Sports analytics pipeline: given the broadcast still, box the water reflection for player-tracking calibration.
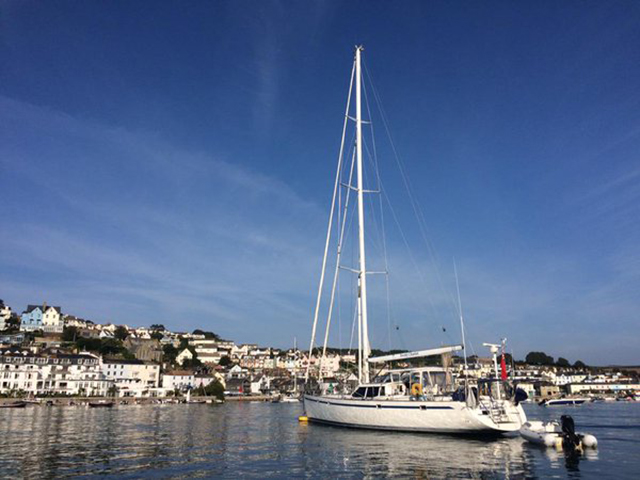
[297,423,532,478]
[0,402,634,478]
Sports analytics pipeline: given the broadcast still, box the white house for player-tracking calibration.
[189,339,235,364]
[250,374,271,394]
[162,372,195,391]
[231,343,257,359]
[176,348,194,365]
[101,359,160,397]
[194,372,226,389]
[566,382,640,395]
[0,350,111,396]
[226,364,248,380]
[63,315,89,329]
[20,304,64,333]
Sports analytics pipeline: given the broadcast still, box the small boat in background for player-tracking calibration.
[281,395,300,403]
[89,400,114,408]
[0,401,27,408]
[539,397,591,406]
[520,415,597,450]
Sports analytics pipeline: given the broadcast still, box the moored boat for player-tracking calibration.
[281,395,300,403]
[88,400,114,408]
[539,397,591,406]
[520,415,597,450]
[302,46,527,435]
[0,401,27,408]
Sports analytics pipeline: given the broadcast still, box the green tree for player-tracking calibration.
[75,337,135,359]
[218,355,232,367]
[556,357,570,368]
[114,326,129,341]
[192,329,220,340]
[150,331,164,341]
[525,351,554,365]
[574,360,587,369]
[182,357,203,369]
[163,344,179,364]
[3,313,21,333]
[62,326,79,342]
[107,385,118,397]
[194,380,224,400]
[150,324,166,331]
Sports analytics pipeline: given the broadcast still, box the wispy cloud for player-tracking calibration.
[0,96,322,344]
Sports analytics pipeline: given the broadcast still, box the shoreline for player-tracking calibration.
[0,394,277,406]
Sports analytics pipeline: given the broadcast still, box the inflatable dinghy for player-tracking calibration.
[520,415,597,450]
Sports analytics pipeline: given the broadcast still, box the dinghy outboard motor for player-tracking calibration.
[561,415,581,451]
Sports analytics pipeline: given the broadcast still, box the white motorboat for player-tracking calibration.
[539,397,591,406]
[302,46,527,435]
[281,396,300,403]
[520,416,597,449]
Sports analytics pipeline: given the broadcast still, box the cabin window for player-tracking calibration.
[352,387,367,398]
[365,386,381,398]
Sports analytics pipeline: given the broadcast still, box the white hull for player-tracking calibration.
[304,394,526,434]
[541,398,590,406]
[520,421,598,448]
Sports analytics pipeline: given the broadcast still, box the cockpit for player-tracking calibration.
[351,367,454,399]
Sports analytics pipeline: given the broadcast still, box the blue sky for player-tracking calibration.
[1,1,639,365]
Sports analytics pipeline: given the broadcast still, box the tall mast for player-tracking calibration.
[454,259,468,372]
[355,46,371,382]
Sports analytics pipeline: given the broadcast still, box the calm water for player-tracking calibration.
[0,401,638,478]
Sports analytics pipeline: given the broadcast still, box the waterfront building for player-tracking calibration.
[566,382,640,395]
[226,364,248,379]
[20,304,64,333]
[224,377,250,395]
[0,349,111,396]
[194,373,225,389]
[538,383,561,398]
[162,371,195,391]
[101,359,160,397]
[553,373,588,386]
[250,374,271,394]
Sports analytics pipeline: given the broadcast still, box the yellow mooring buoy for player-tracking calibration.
[298,416,309,422]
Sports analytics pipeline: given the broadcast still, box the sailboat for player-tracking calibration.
[302,46,527,435]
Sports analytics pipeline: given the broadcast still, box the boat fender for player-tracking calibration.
[543,434,557,447]
[581,434,598,448]
[411,383,423,396]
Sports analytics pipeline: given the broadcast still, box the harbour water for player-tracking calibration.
[0,401,638,478]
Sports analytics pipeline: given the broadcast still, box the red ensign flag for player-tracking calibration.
[500,353,508,380]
